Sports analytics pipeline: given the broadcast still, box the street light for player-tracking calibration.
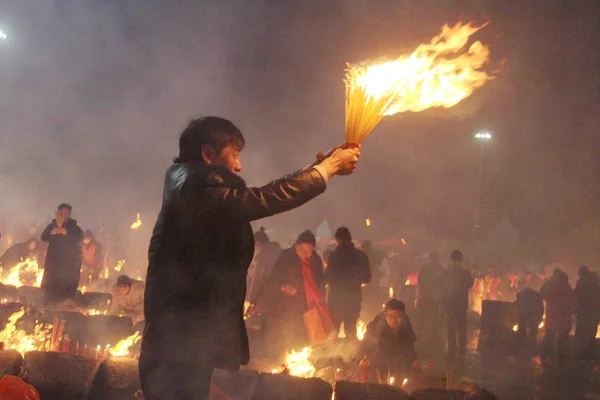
[473,132,492,242]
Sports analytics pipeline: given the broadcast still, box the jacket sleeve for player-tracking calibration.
[204,168,326,222]
[40,223,55,242]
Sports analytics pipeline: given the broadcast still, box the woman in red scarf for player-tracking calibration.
[262,230,330,359]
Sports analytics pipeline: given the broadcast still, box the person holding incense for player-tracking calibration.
[139,116,360,400]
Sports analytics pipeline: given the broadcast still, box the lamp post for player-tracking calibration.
[473,132,492,242]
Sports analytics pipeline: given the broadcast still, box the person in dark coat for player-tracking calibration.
[417,251,444,347]
[440,250,474,359]
[325,227,371,339]
[574,266,600,358]
[139,116,360,400]
[361,299,418,376]
[515,281,544,349]
[40,203,83,305]
[261,230,326,358]
[540,269,574,361]
[0,237,39,270]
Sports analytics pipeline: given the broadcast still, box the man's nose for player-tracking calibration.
[235,161,242,172]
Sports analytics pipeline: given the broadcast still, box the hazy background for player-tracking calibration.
[1,0,599,268]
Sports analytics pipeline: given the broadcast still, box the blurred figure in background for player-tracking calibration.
[325,227,371,340]
[573,266,600,358]
[417,252,444,348]
[247,227,281,303]
[40,203,83,305]
[441,250,474,360]
[81,230,104,286]
[0,237,39,271]
[110,274,144,323]
[515,279,544,350]
[540,269,574,362]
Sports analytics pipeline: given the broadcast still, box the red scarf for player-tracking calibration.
[301,259,334,328]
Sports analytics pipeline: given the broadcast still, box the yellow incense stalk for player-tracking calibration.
[344,21,493,146]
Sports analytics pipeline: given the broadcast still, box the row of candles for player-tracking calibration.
[40,317,137,361]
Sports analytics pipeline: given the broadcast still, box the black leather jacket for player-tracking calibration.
[141,162,326,369]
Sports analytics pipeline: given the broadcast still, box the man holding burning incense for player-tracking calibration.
[140,116,360,400]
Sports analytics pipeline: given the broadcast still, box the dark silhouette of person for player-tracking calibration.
[441,250,474,359]
[574,266,600,358]
[417,251,444,347]
[515,280,544,349]
[40,203,83,305]
[540,269,574,362]
[325,227,371,339]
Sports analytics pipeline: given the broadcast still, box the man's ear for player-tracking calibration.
[201,144,215,164]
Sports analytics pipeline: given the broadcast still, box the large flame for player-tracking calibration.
[130,213,142,230]
[357,320,366,341]
[284,347,315,378]
[0,258,44,288]
[109,331,142,357]
[0,308,53,356]
[345,21,492,145]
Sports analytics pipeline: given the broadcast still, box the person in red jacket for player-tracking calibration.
[540,269,575,362]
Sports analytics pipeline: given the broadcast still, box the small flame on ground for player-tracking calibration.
[284,347,315,378]
[401,238,407,245]
[130,213,142,230]
[365,219,371,227]
[402,378,408,388]
[539,321,544,329]
[389,376,395,385]
[0,258,44,288]
[0,308,53,355]
[109,331,142,357]
[512,324,518,332]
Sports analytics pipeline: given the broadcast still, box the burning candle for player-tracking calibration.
[389,287,394,299]
[402,378,408,388]
[389,376,395,385]
[75,340,80,356]
[95,345,101,360]
[335,368,343,381]
[83,344,88,357]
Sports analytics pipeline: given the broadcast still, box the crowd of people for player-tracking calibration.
[0,203,143,321]
[1,116,599,400]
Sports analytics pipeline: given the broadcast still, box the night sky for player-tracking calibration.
[1,1,599,265]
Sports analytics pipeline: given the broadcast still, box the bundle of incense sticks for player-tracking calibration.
[50,319,66,352]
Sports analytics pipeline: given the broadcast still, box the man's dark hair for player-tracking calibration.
[57,203,72,211]
[296,230,316,246]
[254,227,269,246]
[116,275,133,287]
[450,249,463,263]
[84,230,95,239]
[174,116,245,163]
[385,299,406,313]
[334,227,352,243]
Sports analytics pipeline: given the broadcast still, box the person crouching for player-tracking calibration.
[110,275,144,323]
[361,299,419,378]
